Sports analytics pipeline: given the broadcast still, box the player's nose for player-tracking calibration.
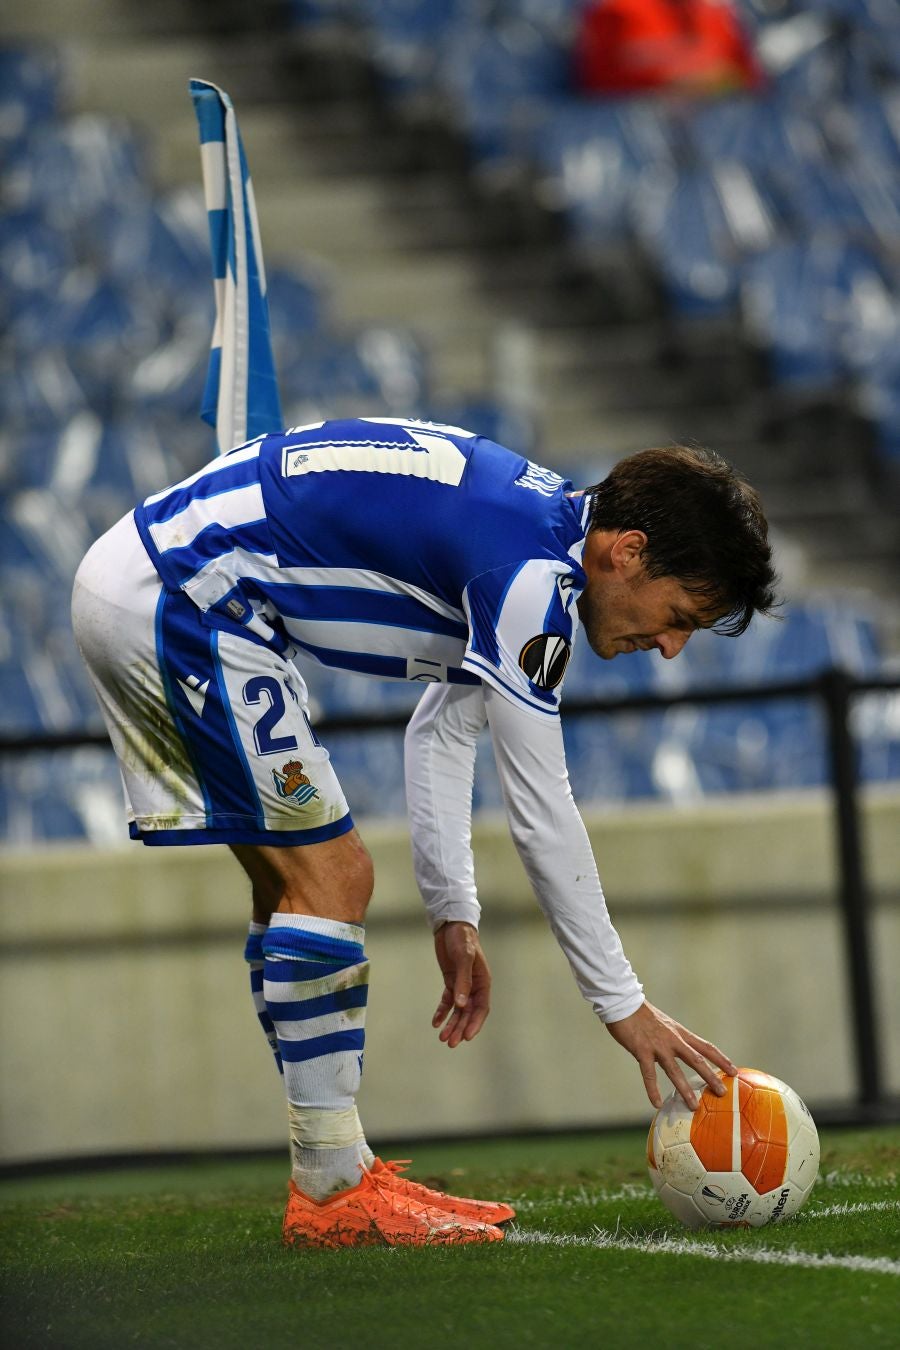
[655,630,691,659]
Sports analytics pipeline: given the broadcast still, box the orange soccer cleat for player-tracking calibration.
[281,1167,505,1248]
[372,1158,516,1226]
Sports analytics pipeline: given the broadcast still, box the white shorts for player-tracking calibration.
[71,512,352,847]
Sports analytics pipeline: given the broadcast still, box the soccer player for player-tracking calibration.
[71,416,778,1248]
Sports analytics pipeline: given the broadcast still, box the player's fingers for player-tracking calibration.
[440,1007,467,1047]
[677,1031,733,1089]
[432,986,454,1027]
[680,1046,726,1097]
[441,997,488,1048]
[662,1058,699,1111]
[682,1033,736,1078]
[452,955,474,1011]
[461,1002,490,1041]
[639,1056,663,1110]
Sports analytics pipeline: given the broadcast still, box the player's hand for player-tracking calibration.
[605,1000,737,1111]
[432,921,492,1048]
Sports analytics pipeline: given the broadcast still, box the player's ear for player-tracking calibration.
[609,529,648,574]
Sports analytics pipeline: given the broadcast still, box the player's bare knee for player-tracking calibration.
[232,832,374,923]
[334,831,375,917]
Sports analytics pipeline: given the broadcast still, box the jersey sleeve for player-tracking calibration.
[483,684,645,1023]
[460,558,581,719]
[403,682,486,932]
[403,679,643,1023]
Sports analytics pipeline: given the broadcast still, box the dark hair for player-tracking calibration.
[587,444,779,636]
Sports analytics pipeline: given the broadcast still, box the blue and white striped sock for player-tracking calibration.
[263,913,374,1201]
[244,921,282,1075]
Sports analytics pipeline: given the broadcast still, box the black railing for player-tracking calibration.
[2,667,897,1111]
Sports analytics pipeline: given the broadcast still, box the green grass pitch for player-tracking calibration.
[1,1127,897,1349]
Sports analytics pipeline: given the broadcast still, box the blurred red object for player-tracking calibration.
[574,0,765,97]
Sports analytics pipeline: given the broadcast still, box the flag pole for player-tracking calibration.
[189,78,283,455]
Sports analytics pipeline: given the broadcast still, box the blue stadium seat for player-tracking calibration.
[533,99,673,252]
[0,350,88,435]
[857,343,900,467]
[635,163,778,320]
[267,264,329,341]
[0,749,126,845]
[740,238,892,396]
[285,0,358,28]
[681,699,828,795]
[326,726,410,817]
[437,17,571,170]
[804,0,899,26]
[0,654,46,733]
[96,192,213,316]
[359,0,460,103]
[3,115,150,231]
[684,91,829,183]
[0,207,75,330]
[279,326,427,418]
[0,46,62,160]
[772,154,895,251]
[0,568,96,735]
[849,22,900,83]
[856,685,900,784]
[564,708,665,804]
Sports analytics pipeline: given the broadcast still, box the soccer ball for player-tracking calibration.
[647,1067,819,1229]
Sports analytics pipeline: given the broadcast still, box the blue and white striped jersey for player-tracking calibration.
[134,418,590,717]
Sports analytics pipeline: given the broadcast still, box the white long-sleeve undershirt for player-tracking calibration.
[403,681,644,1024]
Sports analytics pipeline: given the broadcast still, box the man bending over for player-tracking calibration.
[72,417,778,1247]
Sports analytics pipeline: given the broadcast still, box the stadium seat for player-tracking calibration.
[436,16,571,172]
[683,90,829,183]
[0,46,62,160]
[739,238,893,396]
[3,115,150,232]
[532,99,673,252]
[634,163,778,320]
[856,343,900,468]
[0,207,76,329]
[358,0,460,105]
[0,350,88,440]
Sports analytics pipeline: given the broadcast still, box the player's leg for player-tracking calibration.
[235,838,513,1228]
[244,916,283,1074]
[72,516,501,1244]
[231,834,377,1202]
[237,833,374,1081]
[232,833,374,924]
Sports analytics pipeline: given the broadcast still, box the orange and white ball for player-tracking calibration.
[647,1067,820,1229]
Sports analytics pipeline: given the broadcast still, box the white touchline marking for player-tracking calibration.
[505,1227,900,1277]
[821,1170,898,1190]
[512,1184,653,1210]
[800,1199,900,1221]
[514,1192,900,1215]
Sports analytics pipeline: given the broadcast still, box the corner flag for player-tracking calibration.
[189,78,283,454]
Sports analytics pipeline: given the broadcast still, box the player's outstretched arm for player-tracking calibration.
[606,1001,737,1110]
[432,920,492,1048]
[404,683,494,1046]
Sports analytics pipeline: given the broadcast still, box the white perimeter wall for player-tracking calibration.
[2,788,898,1163]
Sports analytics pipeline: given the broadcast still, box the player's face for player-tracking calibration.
[577,530,722,661]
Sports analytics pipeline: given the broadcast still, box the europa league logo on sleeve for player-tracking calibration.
[518,634,571,690]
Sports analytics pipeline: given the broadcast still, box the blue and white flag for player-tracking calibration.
[189,77,282,455]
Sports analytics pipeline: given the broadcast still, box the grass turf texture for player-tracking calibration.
[1,1128,897,1350]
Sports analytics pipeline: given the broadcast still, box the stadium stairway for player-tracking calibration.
[2,0,899,608]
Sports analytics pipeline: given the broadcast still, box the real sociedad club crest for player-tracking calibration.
[518,633,571,690]
[273,759,320,806]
